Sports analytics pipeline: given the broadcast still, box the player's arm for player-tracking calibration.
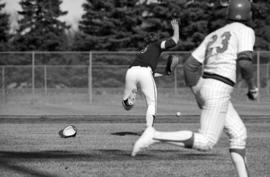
[183,35,208,87]
[237,51,258,100]
[164,54,180,75]
[237,28,258,100]
[171,19,179,44]
[183,55,202,87]
[160,19,179,50]
[158,19,180,76]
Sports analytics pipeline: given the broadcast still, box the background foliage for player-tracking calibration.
[0,0,269,53]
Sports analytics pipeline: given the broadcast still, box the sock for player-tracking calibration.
[230,148,250,177]
[146,114,155,127]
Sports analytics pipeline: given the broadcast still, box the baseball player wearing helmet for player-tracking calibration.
[122,19,179,127]
[131,0,257,177]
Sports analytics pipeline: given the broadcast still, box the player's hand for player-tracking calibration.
[246,87,259,100]
[165,55,179,75]
[171,19,179,30]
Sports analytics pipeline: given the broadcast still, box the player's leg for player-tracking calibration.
[224,102,249,177]
[132,79,232,155]
[139,67,157,127]
[122,67,137,110]
[152,95,228,151]
[192,80,230,150]
[157,79,231,149]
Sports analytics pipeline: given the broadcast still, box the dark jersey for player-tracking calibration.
[130,38,176,73]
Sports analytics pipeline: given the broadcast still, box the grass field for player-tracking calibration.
[0,116,269,177]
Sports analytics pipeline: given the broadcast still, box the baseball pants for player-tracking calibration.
[192,78,247,151]
[123,66,157,126]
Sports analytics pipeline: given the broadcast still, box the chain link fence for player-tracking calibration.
[0,51,269,115]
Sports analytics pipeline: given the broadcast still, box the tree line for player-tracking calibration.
[0,0,269,54]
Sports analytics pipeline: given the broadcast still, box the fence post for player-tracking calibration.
[1,66,5,103]
[88,51,93,104]
[32,51,35,104]
[267,63,269,95]
[174,67,177,95]
[44,65,47,96]
[256,51,260,102]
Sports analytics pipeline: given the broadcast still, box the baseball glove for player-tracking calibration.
[246,88,259,100]
[59,125,77,138]
[165,55,179,75]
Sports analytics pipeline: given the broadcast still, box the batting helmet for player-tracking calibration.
[227,0,252,21]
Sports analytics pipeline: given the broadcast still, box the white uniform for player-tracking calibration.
[123,19,179,127]
[191,22,255,150]
[133,22,255,156]
[123,65,157,123]
[131,3,255,177]
[123,39,177,127]
[193,22,255,83]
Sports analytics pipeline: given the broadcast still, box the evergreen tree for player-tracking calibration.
[252,0,270,50]
[12,0,70,51]
[0,0,10,51]
[74,0,269,51]
[145,0,211,50]
[75,0,142,51]
[75,0,213,51]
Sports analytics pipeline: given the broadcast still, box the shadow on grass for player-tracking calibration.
[111,131,142,136]
[0,159,61,177]
[0,149,220,176]
[0,149,219,162]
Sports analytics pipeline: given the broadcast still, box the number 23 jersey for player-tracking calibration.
[192,22,255,83]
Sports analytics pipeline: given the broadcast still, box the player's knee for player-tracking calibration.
[239,126,247,141]
[230,126,247,149]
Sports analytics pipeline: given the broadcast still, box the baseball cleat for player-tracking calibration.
[59,125,77,138]
[122,89,137,111]
[131,127,156,156]
[122,99,133,111]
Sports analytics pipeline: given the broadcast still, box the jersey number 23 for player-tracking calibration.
[206,31,232,60]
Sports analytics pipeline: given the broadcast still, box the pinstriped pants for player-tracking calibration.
[191,78,247,150]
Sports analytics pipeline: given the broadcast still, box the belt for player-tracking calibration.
[129,64,149,68]
[202,72,235,87]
